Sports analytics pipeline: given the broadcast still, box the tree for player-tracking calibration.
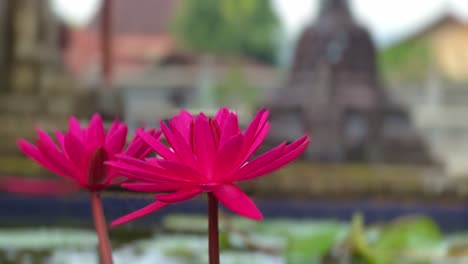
[172,0,279,64]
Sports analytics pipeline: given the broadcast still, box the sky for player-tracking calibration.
[50,0,468,47]
[273,0,468,47]
[50,0,101,27]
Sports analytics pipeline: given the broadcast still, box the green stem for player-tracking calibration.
[91,191,113,264]
[208,192,220,264]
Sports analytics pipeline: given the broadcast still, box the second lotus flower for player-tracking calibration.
[17,114,157,191]
[109,107,310,226]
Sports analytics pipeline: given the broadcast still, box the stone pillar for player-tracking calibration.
[0,0,15,93]
[10,0,41,94]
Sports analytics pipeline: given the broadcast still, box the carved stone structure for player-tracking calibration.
[266,0,433,163]
[0,0,90,155]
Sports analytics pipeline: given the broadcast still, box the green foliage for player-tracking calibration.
[218,231,231,251]
[172,0,279,63]
[284,222,345,264]
[347,214,376,261]
[3,215,468,263]
[248,219,346,264]
[213,63,259,108]
[338,214,442,264]
[161,214,346,263]
[378,39,431,82]
[373,216,441,251]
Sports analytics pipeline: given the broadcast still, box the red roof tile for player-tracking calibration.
[90,0,180,34]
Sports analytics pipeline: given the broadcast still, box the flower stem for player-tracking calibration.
[208,192,220,264]
[91,191,113,264]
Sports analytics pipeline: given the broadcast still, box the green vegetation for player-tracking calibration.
[159,214,468,263]
[327,214,444,264]
[172,0,279,63]
[162,214,346,263]
[283,221,345,264]
[213,63,259,109]
[373,216,441,251]
[2,215,468,263]
[378,39,432,83]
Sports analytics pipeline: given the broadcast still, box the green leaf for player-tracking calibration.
[172,0,279,63]
[373,215,442,251]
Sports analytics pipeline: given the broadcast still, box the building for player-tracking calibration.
[265,0,433,164]
[381,14,468,83]
[63,0,280,128]
[64,0,180,79]
[382,13,468,175]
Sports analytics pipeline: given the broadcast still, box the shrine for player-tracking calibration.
[266,0,433,163]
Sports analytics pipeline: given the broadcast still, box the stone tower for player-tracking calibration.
[0,0,84,155]
[266,0,432,163]
[0,0,69,94]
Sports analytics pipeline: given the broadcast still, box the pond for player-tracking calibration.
[0,228,282,263]
[2,214,468,264]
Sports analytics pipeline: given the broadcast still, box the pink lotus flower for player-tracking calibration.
[17,113,157,191]
[108,108,309,226]
[16,113,159,264]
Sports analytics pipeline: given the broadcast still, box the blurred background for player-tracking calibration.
[2,0,468,263]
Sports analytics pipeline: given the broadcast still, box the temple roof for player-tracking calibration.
[89,0,179,34]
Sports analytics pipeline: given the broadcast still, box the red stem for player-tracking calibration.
[91,191,113,264]
[208,193,220,264]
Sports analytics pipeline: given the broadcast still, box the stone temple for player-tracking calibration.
[265,0,433,163]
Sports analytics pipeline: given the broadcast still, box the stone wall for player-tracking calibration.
[0,0,96,155]
[389,83,468,176]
